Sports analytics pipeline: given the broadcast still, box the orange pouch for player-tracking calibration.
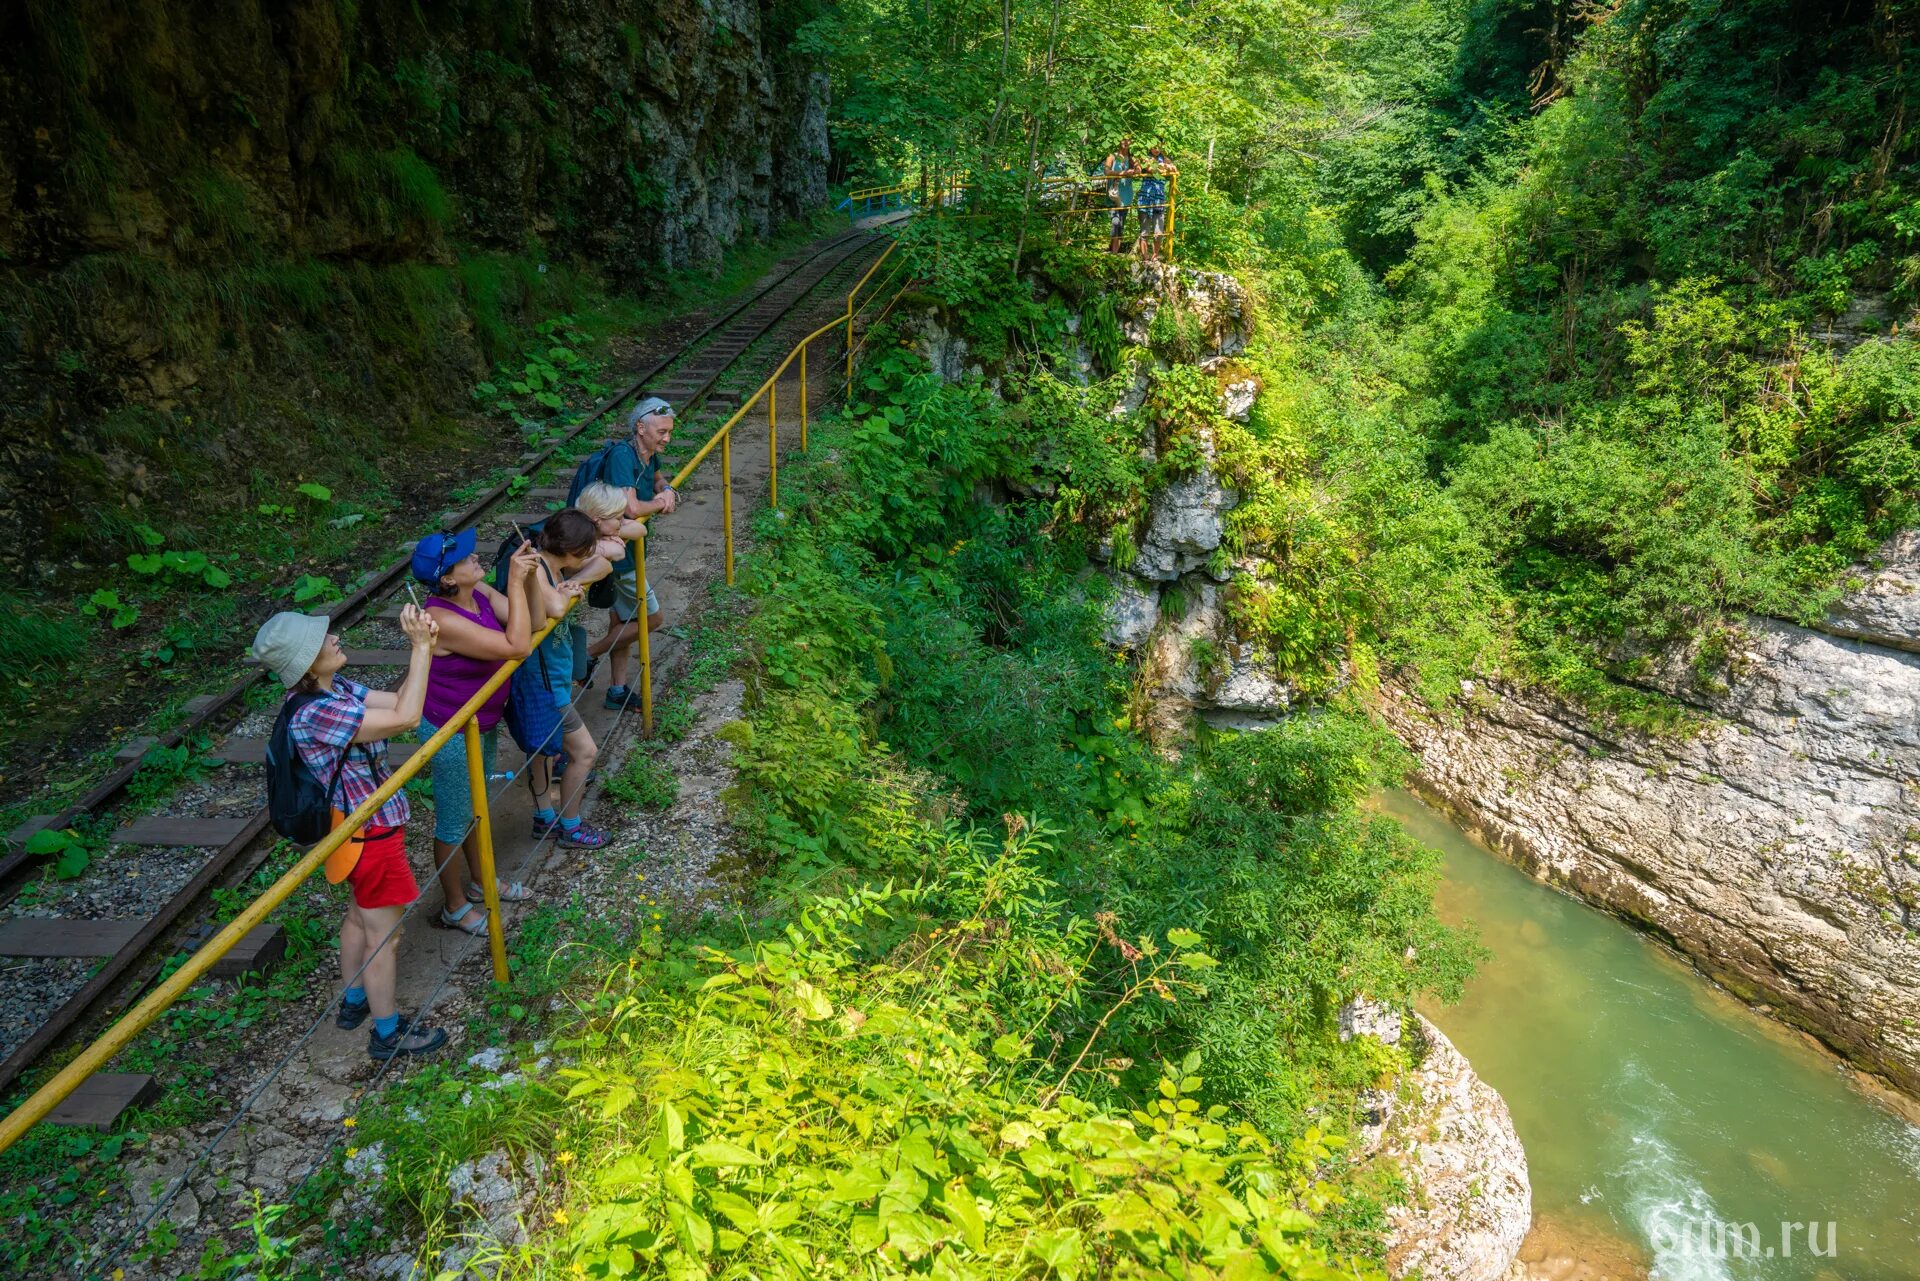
[323,807,366,884]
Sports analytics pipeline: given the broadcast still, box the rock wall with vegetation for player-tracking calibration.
[1382,537,1920,1093]
[879,0,1920,1104]
[0,0,827,569]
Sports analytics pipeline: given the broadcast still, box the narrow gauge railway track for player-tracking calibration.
[0,227,888,1105]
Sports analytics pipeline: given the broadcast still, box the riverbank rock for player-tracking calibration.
[1383,1016,1533,1281]
[1382,531,1920,1096]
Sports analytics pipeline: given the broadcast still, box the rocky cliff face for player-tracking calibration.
[0,0,827,562]
[1381,535,1920,1094]
[1343,1003,1532,1281]
[1077,265,1303,740]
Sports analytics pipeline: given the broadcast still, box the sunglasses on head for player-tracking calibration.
[431,539,463,581]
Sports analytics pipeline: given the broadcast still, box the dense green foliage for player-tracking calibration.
[726,346,1478,1191]
[825,0,1920,715]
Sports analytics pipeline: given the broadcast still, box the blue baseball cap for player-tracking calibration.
[411,528,477,587]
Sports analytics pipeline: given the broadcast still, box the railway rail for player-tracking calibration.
[0,226,892,1112]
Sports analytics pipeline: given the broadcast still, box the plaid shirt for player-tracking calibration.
[287,678,409,830]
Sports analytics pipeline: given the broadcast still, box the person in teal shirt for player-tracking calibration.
[1136,143,1176,261]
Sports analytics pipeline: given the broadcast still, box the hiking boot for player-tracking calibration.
[557,820,610,850]
[369,1017,449,1061]
[603,684,632,711]
[336,993,370,1031]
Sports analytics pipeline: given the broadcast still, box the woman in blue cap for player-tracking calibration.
[410,528,541,934]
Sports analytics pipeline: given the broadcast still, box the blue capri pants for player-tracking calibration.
[418,718,498,845]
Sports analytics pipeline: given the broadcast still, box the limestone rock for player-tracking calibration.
[1815,529,1920,653]
[467,1045,511,1073]
[1104,576,1160,650]
[1134,468,1236,581]
[1200,356,1261,422]
[1382,532,1920,1093]
[1339,996,1404,1045]
[1133,585,1291,739]
[1110,364,1153,421]
[1122,263,1252,355]
[917,313,975,383]
[445,1150,536,1252]
[1220,377,1259,422]
[1211,647,1292,716]
[1384,1017,1532,1281]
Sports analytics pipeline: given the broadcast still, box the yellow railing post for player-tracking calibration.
[769,382,779,509]
[722,430,734,585]
[799,344,808,451]
[846,296,855,382]
[1167,173,1178,265]
[631,535,653,736]
[464,719,509,983]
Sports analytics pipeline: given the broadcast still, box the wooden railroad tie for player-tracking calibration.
[7,815,62,850]
[110,816,254,847]
[47,1073,159,1131]
[113,736,160,768]
[0,920,283,979]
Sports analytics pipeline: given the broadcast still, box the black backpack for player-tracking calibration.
[265,692,375,844]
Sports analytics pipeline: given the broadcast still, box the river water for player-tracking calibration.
[1380,790,1920,1281]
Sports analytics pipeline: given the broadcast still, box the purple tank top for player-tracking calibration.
[425,593,512,730]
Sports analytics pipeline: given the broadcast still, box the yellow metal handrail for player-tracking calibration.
[0,600,577,1155]
[620,237,911,737]
[931,171,1179,262]
[0,235,923,1154]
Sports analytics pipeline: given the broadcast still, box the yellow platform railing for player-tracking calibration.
[940,171,1180,262]
[0,230,919,1156]
[623,238,906,736]
[0,598,575,1155]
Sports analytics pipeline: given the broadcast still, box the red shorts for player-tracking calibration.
[347,827,419,910]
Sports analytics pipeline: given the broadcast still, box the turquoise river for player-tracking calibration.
[1381,790,1920,1281]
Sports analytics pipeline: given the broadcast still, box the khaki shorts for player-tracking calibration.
[611,571,660,622]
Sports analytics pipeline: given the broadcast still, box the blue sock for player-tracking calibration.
[560,815,581,831]
[533,807,557,823]
[373,1013,400,1038]
[345,986,367,1006]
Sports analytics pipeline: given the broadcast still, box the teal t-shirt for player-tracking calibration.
[600,441,659,577]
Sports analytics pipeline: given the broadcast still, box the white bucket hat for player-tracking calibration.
[251,612,329,687]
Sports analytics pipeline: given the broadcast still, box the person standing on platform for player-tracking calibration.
[586,397,677,712]
[1137,143,1176,262]
[411,529,540,934]
[253,606,451,1060]
[1102,137,1138,254]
